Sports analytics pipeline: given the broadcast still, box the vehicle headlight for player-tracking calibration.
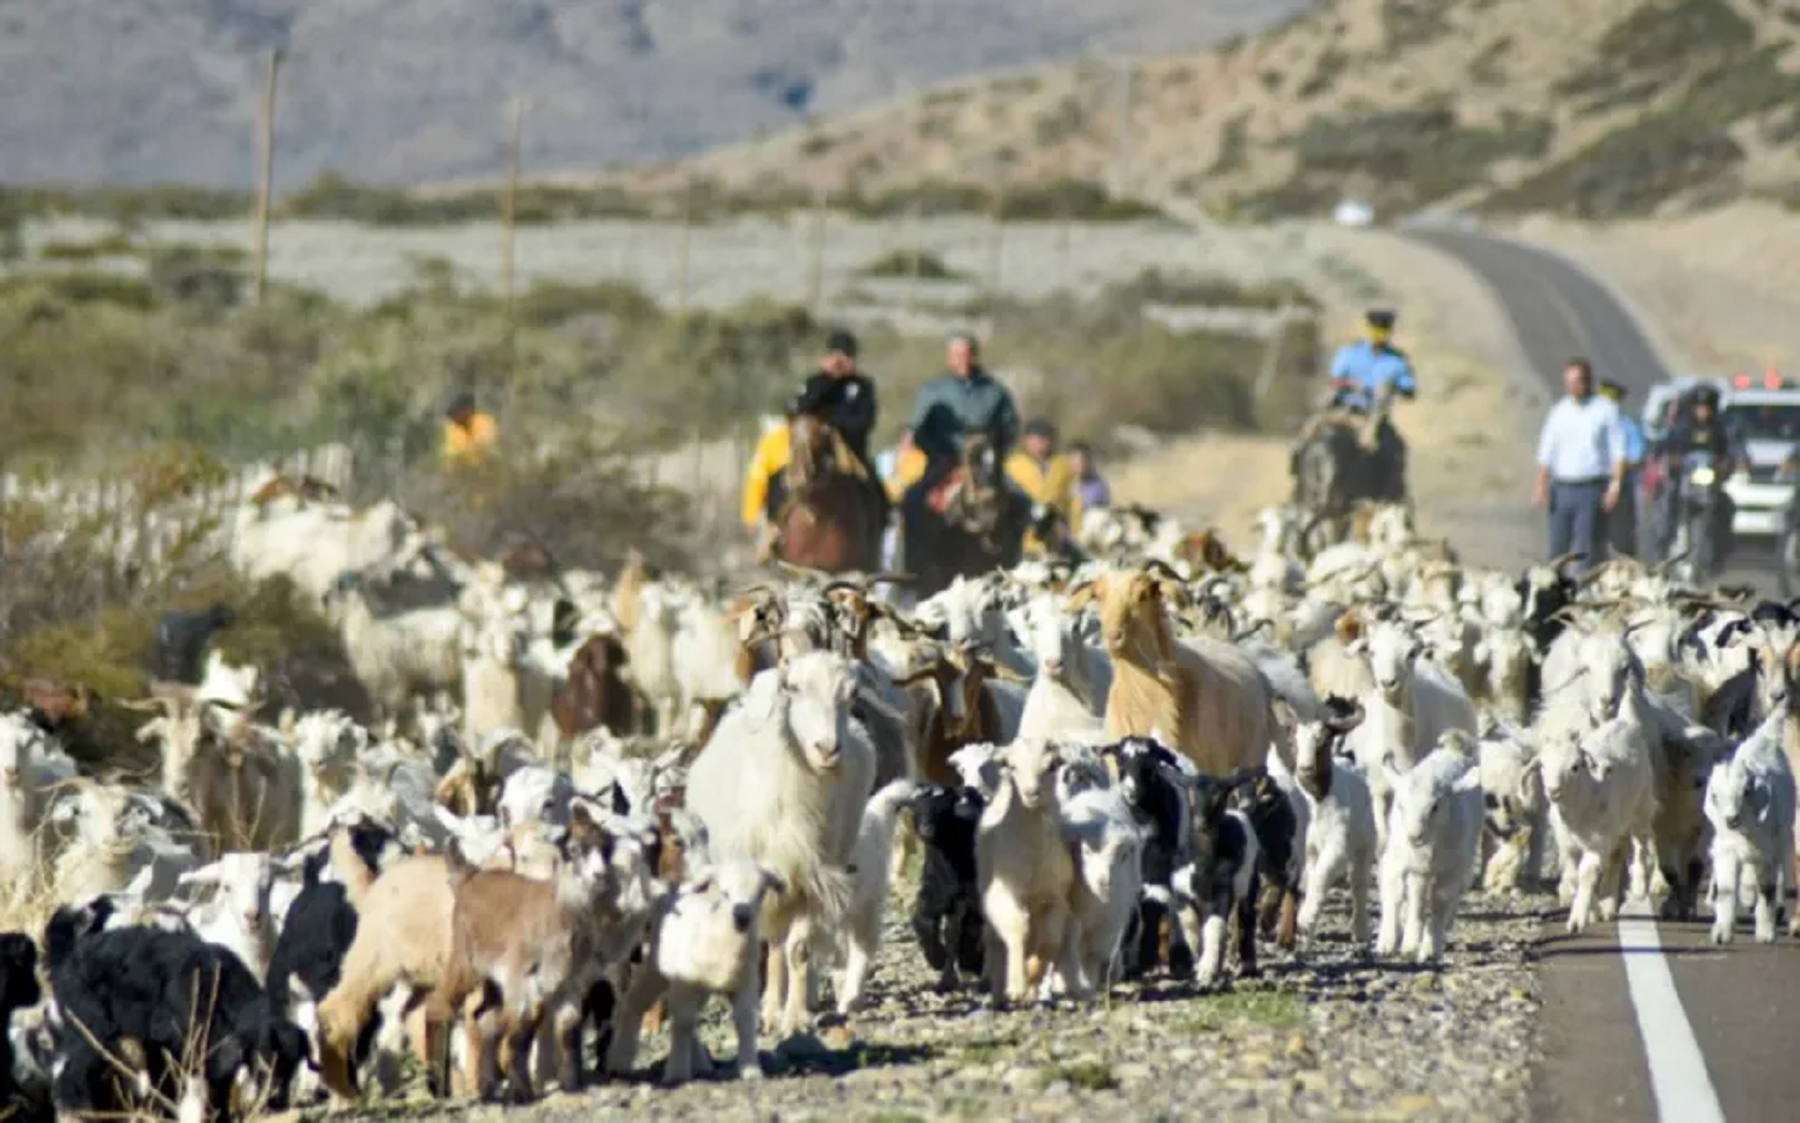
[1691,466,1716,487]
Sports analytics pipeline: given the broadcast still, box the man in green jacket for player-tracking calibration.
[902,332,1023,521]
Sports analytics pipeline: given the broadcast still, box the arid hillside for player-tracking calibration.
[0,0,1308,187]
[617,0,1800,222]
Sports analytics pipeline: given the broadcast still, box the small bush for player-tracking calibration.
[1044,1061,1117,1092]
[1382,0,1453,49]
[36,232,136,261]
[857,249,966,281]
[1210,114,1251,174]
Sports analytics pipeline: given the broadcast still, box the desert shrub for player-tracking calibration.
[145,244,245,309]
[36,231,136,261]
[857,250,966,281]
[1491,48,1799,218]
[1210,114,1251,174]
[1382,0,1452,50]
[1033,96,1091,147]
[1555,0,1753,104]
[1108,268,1317,311]
[1470,36,1513,87]
[1279,105,1553,212]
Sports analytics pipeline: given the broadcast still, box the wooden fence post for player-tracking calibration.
[252,49,281,306]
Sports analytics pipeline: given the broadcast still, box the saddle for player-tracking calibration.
[926,468,968,514]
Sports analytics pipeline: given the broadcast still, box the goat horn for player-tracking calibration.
[1233,618,1276,644]
[775,560,832,582]
[1142,559,1186,583]
[1546,550,1584,575]
[1649,550,1689,577]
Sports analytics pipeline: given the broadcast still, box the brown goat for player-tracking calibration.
[896,640,1028,784]
[1067,568,1276,777]
[431,804,662,1101]
[550,634,634,743]
[315,830,460,1102]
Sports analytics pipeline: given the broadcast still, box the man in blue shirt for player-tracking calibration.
[1327,309,1417,499]
[1598,378,1646,557]
[1533,358,1627,565]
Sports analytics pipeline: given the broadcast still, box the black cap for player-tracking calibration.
[1366,309,1396,330]
[1024,418,1058,441]
[825,329,858,357]
[1692,384,1721,406]
[445,392,476,418]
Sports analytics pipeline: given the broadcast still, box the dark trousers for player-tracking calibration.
[1607,471,1639,558]
[1548,479,1609,564]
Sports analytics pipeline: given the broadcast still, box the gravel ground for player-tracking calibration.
[324,879,1542,1123]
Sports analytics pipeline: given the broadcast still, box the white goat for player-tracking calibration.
[685,651,876,1036]
[1703,709,1797,944]
[177,852,280,980]
[1058,781,1145,994]
[326,570,463,720]
[833,778,921,1014]
[976,738,1082,1005]
[1533,686,1660,934]
[606,859,785,1083]
[1292,697,1378,946]
[1376,732,1484,963]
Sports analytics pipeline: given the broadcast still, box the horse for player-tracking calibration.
[769,413,884,574]
[1292,394,1403,554]
[902,431,1031,597]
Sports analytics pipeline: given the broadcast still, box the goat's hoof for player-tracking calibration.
[739,1066,765,1082]
[1709,924,1729,945]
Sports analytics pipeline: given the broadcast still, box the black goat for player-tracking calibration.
[47,907,307,1122]
[1166,767,1264,988]
[0,933,49,1123]
[1100,736,1194,978]
[1244,773,1303,951]
[148,603,237,685]
[906,783,986,990]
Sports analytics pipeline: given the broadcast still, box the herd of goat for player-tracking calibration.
[2,476,1798,1122]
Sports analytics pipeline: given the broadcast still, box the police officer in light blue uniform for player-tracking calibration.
[1599,378,1646,557]
[1327,309,1417,499]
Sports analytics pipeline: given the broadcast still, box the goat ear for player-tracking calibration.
[1064,579,1102,612]
[177,866,220,889]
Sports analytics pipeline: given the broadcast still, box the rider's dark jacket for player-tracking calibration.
[793,371,877,462]
[908,368,1021,466]
[1658,416,1739,470]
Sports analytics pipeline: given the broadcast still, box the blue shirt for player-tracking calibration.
[1617,412,1647,468]
[1537,395,1627,482]
[1330,340,1417,410]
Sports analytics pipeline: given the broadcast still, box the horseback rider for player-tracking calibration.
[1322,309,1416,499]
[899,331,1024,523]
[791,328,888,522]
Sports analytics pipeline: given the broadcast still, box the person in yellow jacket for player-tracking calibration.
[441,393,498,468]
[1005,418,1081,553]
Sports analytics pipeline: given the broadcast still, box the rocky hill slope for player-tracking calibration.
[618,0,1800,221]
[0,0,1308,187]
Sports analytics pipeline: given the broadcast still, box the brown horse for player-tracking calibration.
[903,431,1031,597]
[770,413,883,574]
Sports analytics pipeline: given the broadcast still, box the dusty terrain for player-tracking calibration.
[0,0,1305,186]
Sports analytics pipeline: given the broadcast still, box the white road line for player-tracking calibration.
[1617,899,1727,1123]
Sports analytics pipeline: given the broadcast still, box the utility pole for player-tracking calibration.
[499,97,527,313]
[251,49,281,305]
[1113,56,1135,199]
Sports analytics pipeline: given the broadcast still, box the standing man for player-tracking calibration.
[1598,378,1646,557]
[902,332,1022,518]
[1533,358,1627,565]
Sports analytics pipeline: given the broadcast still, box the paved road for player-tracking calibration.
[1409,226,1780,593]
[1409,226,1800,1122]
